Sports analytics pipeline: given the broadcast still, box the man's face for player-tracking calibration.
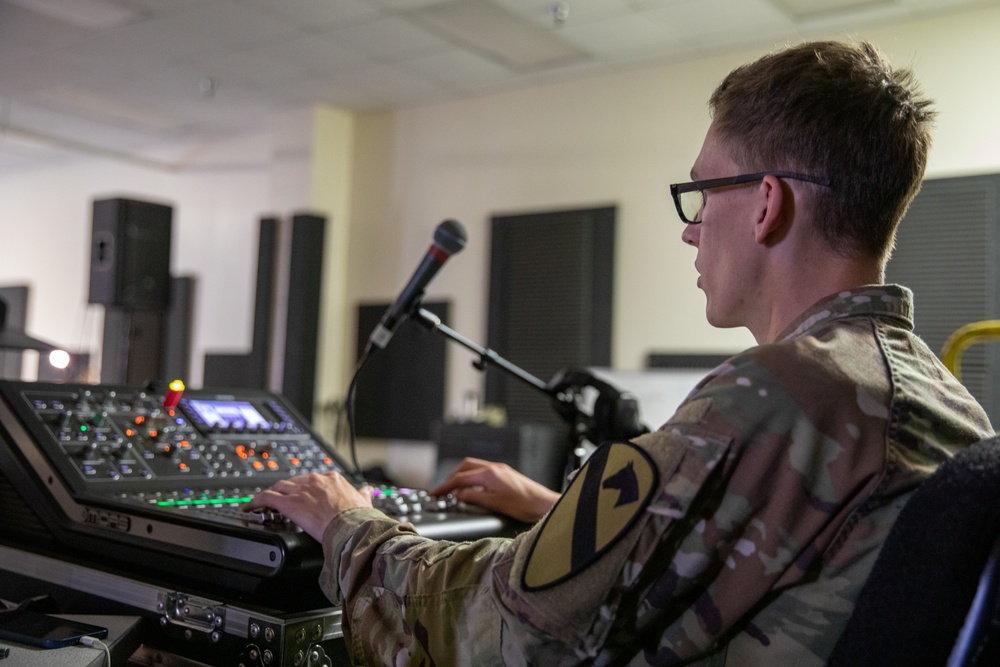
[681,123,764,331]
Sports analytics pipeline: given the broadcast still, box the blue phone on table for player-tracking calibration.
[0,609,108,649]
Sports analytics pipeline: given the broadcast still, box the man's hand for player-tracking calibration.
[246,472,372,541]
[430,458,560,523]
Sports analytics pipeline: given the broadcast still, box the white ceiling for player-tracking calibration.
[1,0,997,172]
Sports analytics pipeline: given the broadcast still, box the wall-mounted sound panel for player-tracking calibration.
[485,206,616,430]
[886,174,1000,424]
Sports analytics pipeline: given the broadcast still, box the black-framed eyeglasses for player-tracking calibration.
[669,171,832,224]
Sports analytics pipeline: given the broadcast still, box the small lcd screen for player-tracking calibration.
[187,399,269,428]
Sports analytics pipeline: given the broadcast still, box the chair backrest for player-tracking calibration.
[827,435,1000,667]
[948,528,1000,666]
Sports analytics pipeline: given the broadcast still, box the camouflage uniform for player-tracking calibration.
[319,285,993,666]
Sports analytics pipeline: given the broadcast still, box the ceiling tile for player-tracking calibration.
[325,14,454,60]
[9,99,186,147]
[264,74,381,110]
[193,48,308,89]
[402,48,522,92]
[498,0,635,26]
[641,0,794,50]
[556,12,687,61]
[0,2,92,59]
[770,0,895,20]
[3,0,147,29]
[404,0,587,71]
[257,33,373,77]
[0,47,90,97]
[245,0,381,29]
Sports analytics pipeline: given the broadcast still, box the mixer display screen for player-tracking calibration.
[186,399,269,429]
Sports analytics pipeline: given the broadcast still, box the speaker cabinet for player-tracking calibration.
[281,213,326,421]
[88,198,173,309]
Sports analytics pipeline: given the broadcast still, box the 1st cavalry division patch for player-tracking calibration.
[522,440,658,590]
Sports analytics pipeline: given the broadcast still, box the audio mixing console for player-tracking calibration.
[0,380,505,605]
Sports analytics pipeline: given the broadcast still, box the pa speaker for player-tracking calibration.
[88,198,173,309]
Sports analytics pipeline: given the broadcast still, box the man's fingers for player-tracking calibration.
[431,468,493,496]
[452,485,488,505]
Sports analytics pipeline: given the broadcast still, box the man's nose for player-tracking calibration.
[681,223,699,247]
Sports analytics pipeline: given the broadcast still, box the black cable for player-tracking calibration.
[343,350,374,481]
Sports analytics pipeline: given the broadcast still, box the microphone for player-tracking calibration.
[365,219,467,353]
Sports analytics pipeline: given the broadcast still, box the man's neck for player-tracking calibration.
[751,259,883,344]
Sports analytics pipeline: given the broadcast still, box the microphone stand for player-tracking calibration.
[416,308,553,395]
[414,307,593,469]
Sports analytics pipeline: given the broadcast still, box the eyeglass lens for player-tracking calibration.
[678,190,704,223]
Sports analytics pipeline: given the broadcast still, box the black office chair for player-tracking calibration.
[827,435,1000,666]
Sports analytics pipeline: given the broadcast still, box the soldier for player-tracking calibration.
[249,40,994,665]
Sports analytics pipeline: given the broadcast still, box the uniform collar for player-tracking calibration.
[776,284,914,342]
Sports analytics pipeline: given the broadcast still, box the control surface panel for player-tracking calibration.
[0,380,505,600]
[26,386,337,487]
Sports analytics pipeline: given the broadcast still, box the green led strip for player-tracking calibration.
[156,496,254,507]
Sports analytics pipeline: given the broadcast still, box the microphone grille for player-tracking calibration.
[434,219,468,255]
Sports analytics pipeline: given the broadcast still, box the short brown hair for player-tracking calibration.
[709,40,935,265]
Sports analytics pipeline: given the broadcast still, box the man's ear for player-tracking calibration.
[754,174,788,245]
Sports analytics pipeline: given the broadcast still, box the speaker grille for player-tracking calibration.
[88,198,173,309]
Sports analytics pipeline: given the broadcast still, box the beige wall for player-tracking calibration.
[2,6,1000,479]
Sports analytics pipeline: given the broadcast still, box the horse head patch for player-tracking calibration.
[522,441,658,590]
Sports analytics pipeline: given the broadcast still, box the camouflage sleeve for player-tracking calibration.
[320,340,894,665]
[319,507,522,664]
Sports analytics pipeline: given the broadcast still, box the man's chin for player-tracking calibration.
[705,306,738,330]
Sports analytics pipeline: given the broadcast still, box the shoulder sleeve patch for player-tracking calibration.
[522,440,658,591]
